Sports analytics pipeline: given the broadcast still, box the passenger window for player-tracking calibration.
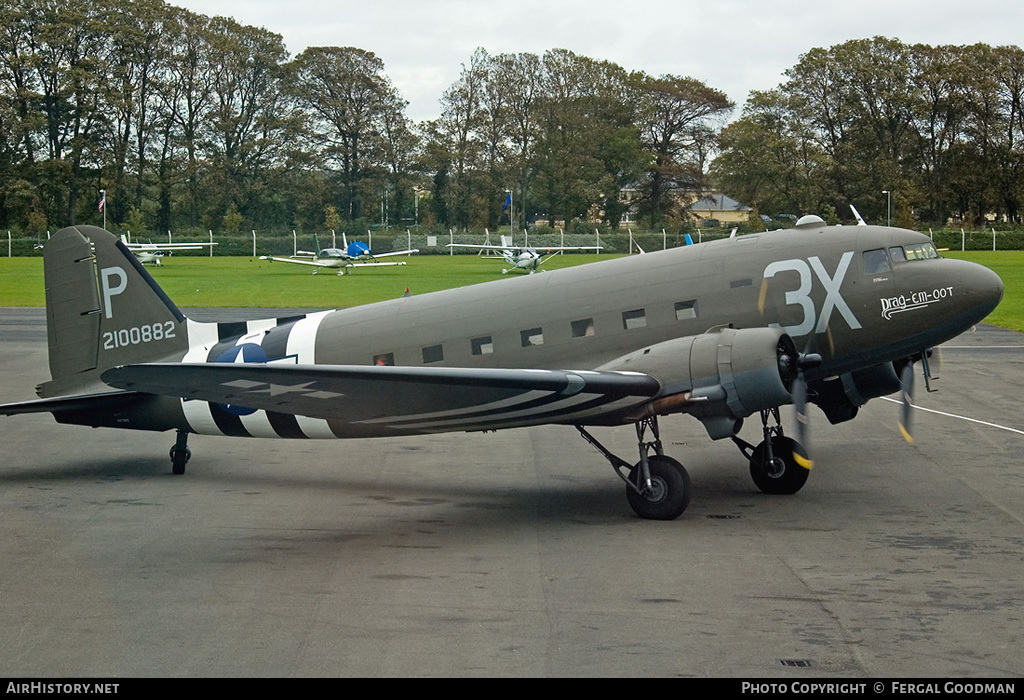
[471,336,493,355]
[373,352,394,366]
[863,248,890,274]
[520,328,543,347]
[571,318,595,338]
[622,309,646,330]
[675,300,698,320]
[889,246,906,263]
[422,344,443,363]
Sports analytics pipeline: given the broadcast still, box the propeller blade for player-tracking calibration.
[898,361,915,444]
[792,372,813,470]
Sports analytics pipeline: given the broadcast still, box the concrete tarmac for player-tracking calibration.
[1,307,1022,678]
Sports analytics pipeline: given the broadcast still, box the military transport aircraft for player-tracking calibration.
[448,237,603,273]
[260,233,418,275]
[0,219,1003,520]
[121,236,217,265]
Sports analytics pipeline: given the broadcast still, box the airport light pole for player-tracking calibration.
[882,190,891,227]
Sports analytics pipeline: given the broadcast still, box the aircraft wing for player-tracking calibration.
[538,246,603,251]
[101,363,661,433]
[259,255,336,268]
[368,248,419,259]
[124,241,216,251]
[447,244,601,252]
[347,261,407,268]
[447,244,513,251]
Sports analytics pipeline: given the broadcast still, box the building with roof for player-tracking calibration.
[689,193,752,226]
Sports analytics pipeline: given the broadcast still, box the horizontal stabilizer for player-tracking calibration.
[1,390,143,416]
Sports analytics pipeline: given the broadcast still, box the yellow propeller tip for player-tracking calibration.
[899,424,914,444]
[794,453,814,470]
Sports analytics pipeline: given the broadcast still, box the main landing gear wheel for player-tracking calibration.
[626,455,692,521]
[749,435,808,495]
[576,417,692,520]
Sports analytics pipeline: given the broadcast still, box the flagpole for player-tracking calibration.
[99,189,106,230]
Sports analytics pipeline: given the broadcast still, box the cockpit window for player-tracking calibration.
[888,246,906,263]
[902,242,939,261]
[863,248,891,275]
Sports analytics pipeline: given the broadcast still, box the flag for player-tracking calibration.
[502,192,511,211]
[98,192,105,212]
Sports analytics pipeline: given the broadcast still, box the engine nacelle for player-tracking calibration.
[598,327,797,439]
[814,361,903,425]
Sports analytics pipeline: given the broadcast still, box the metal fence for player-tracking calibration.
[7,225,1024,257]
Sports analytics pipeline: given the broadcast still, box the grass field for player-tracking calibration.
[0,252,623,309]
[1,250,1020,331]
[944,251,1023,331]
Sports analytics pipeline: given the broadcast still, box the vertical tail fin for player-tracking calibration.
[38,225,189,398]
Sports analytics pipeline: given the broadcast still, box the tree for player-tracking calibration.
[910,43,969,224]
[25,0,106,225]
[202,17,297,229]
[633,73,733,227]
[432,47,488,230]
[711,89,829,217]
[288,46,406,224]
[534,49,621,227]
[100,0,172,225]
[489,52,542,231]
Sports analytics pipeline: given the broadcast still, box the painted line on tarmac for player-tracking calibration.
[881,397,1024,436]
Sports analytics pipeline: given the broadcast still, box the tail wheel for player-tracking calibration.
[749,436,809,495]
[170,446,191,475]
[626,456,692,520]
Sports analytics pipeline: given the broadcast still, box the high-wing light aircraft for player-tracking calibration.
[260,233,418,275]
[448,237,603,273]
[1,220,1003,519]
[121,236,217,265]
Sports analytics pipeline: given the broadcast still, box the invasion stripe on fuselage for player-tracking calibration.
[183,311,344,439]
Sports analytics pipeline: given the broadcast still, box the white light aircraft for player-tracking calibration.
[448,236,602,273]
[120,236,216,265]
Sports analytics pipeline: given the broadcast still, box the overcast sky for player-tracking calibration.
[169,0,1024,123]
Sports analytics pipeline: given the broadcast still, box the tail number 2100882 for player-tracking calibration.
[102,322,176,350]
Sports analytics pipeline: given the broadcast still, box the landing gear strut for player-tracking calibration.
[577,416,692,520]
[732,408,809,495]
[169,429,191,475]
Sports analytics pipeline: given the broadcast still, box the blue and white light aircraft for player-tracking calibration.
[261,233,418,275]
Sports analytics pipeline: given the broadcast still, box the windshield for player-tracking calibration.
[901,242,940,261]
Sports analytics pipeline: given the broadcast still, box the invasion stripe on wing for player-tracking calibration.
[355,389,552,425]
[386,393,643,431]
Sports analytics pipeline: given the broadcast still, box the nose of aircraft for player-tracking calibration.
[960,260,1004,322]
